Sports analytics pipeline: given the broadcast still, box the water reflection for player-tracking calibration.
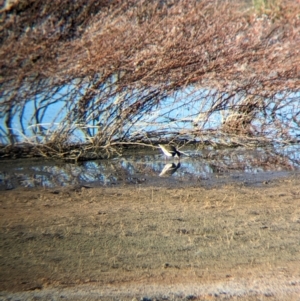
[0,146,299,190]
[159,162,181,177]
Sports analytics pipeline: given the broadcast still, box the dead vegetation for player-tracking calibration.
[1,0,300,159]
[1,176,300,298]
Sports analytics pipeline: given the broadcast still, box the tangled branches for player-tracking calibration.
[1,0,300,159]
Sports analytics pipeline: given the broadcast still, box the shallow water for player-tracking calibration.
[0,145,299,190]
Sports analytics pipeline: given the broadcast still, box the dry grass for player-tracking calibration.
[1,176,300,299]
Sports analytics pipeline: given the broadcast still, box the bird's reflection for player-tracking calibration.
[159,162,181,177]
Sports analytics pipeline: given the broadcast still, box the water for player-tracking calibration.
[1,81,300,190]
[1,145,299,190]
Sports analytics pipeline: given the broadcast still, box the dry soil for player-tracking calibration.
[0,176,300,300]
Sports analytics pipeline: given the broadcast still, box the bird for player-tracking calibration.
[158,144,181,160]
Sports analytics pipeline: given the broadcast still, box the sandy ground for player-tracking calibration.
[1,175,300,300]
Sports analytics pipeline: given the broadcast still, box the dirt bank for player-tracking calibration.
[0,175,300,300]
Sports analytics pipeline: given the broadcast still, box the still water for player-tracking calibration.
[1,145,299,190]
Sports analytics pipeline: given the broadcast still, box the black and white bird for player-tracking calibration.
[158,144,181,160]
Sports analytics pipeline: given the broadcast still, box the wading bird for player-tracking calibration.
[158,144,181,160]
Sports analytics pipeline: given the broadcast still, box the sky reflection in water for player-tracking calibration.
[0,145,299,190]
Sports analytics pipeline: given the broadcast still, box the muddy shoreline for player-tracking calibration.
[1,175,300,300]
